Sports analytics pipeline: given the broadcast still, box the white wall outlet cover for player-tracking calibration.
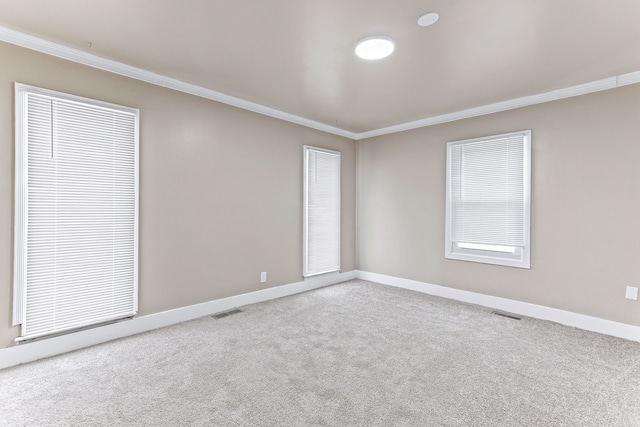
[625,286,638,300]
[260,272,267,283]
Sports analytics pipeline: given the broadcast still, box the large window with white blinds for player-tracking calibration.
[303,146,341,277]
[445,130,531,269]
[13,83,139,341]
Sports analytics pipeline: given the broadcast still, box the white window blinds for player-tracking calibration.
[13,83,139,340]
[445,130,531,269]
[303,146,341,277]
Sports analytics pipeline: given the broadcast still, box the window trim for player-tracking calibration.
[445,130,531,269]
[303,145,341,278]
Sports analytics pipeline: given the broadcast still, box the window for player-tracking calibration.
[13,83,139,340]
[303,146,340,277]
[445,130,531,268]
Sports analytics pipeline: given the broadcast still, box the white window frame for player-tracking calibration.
[303,145,341,277]
[445,130,531,269]
[13,83,139,341]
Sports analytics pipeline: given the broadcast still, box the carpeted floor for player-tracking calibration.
[1,279,639,426]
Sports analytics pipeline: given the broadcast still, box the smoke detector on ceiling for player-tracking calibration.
[418,12,439,27]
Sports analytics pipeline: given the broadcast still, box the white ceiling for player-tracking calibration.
[0,0,639,134]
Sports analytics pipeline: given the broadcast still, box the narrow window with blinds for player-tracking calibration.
[13,83,139,341]
[303,146,341,277]
[445,130,531,269]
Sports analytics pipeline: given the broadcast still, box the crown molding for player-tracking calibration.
[1,25,639,142]
[616,70,640,87]
[355,73,640,140]
[0,26,357,140]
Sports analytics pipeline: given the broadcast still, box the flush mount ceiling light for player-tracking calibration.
[355,35,395,60]
[418,12,439,27]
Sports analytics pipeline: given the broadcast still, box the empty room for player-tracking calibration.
[1,1,640,425]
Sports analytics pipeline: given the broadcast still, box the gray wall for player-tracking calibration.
[0,42,356,348]
[358,84,640,326]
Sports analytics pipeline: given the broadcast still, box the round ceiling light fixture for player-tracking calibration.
[355,35,395,60]
[418,12,439,27]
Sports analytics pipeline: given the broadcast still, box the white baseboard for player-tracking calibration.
[356,270,640,343]
[0,270,357,370]
[4,269,636,370]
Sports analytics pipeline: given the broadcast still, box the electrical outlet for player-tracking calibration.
[260,272,267,283]
[625,286,638,301]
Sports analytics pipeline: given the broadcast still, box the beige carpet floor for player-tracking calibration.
[1,279,639,426]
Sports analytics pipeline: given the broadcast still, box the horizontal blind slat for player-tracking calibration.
[450,134,526,247]
[16,86,138,339]
[304,148,340,276]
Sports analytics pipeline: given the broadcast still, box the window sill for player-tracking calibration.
[445,249,530,269]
